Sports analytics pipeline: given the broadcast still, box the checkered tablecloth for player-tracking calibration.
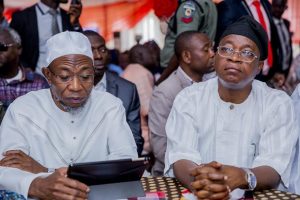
[141,177,300,200]
[2,177,300,200]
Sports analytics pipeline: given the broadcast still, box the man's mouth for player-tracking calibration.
[68,97,85,104]
[225,66,241,73]
[94,61,105,70]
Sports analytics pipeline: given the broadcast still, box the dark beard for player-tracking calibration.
[0,64,18,79]
[94,70,105,86]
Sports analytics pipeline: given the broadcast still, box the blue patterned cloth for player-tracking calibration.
[0,190,26,200]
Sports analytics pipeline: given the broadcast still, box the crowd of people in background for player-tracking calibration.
[1,0,300,199]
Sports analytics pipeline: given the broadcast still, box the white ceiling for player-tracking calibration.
[4,0,134,8]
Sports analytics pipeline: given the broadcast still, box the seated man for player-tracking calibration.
[0,31,137,199]
[0,27,48,110]
[82,30,143,156]
[149,31,215,176]
[164,16,298,199]
[290,84,300,194]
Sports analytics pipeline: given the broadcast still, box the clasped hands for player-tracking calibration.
[190,161,246,200]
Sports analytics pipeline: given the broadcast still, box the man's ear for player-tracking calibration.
[42,67,53,86]
[182,50,191,64]
[256,60,264,75]
[16,45,22,56]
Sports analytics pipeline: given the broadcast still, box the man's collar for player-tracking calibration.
[37,1,61,15]
[94,72,107,91]
[245,0,256,6]
[177,66,194,85]
[18,66,36,82]
[3,67,23,84]
[100,72,107,86]
[273,17,283,24]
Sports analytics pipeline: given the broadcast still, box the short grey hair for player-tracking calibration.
[0,27,22,46]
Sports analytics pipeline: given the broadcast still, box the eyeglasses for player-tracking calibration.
[48,68,94,83]
[217,46,258,63]
[0,43,14,52]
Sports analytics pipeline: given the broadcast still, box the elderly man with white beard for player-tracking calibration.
[0,31,137,200]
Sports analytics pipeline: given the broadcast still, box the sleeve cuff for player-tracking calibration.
[21,172,50,198]
[164,152,202,177]
[252,157,291,188]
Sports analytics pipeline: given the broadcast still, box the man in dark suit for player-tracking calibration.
[0,0,8,28]
[10,0,82,74]
[272,0,293,77]
[215,0,282,82]
[83,30,144,156]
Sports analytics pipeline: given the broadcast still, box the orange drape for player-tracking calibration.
[284,0,300,43]
[80,0,153,41]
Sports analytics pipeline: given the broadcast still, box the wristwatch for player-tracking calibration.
[243,168,257,190]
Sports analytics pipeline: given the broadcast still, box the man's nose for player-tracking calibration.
[68,76,82,91]
[229,51,243,62]
[210,48,215,57]
[94,50,103,60]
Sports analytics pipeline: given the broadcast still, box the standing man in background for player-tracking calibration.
[10,0,82,74]
[154,0,217,85]
[0,0,8,28]
[272,0,292,78]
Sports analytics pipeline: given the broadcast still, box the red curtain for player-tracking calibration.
[4,8,20,22]
[284,0,300,43]
[4,0,299,43]
[4,0,153,41]
[80,0,153,41]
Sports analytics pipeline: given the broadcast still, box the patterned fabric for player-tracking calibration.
[0,67,49,110]
[142,177,300,200]
[141,177,184,199]
[0,190,26,200]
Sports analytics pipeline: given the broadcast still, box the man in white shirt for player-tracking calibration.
[0,31,137,199]
[149,31,215,176]
[164,16,298,199]
[290,84,300,195]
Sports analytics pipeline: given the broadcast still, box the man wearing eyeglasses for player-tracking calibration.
[164,16,298,199]
[0,31,137,200]
[0,27,48,113]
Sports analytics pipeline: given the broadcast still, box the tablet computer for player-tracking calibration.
[67,158,148,185]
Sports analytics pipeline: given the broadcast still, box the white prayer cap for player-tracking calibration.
[45,31,93,67]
